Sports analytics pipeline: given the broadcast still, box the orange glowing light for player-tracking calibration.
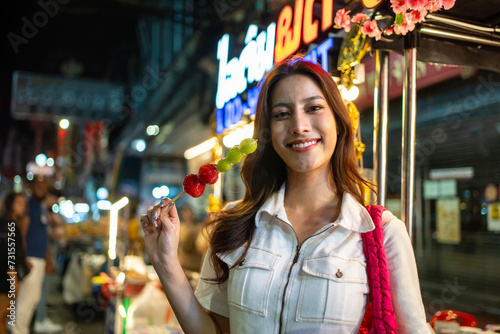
[274,0,304,63]
[303,0,318,44]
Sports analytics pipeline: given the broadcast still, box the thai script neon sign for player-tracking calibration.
[215,0,336,134]
[216,23,276,110]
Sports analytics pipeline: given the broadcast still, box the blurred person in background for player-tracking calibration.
[177,205,203,273]
[127,202,145,257]
[11,177,60,334]
[1,191,31,334]
[34,188,64,333]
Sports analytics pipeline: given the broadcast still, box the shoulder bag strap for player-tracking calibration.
[361,205,398,334]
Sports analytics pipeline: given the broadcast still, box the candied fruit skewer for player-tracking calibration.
[163,138,258,209]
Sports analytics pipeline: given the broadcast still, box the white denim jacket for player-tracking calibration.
[195,185,430,334]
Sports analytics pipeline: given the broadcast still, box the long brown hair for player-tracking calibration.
[1,191,25,221]
[205,58,375,284]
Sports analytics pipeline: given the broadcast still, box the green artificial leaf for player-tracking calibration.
[395,14,404,25]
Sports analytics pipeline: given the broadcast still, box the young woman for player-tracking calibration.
[0,192,30,334]
[141,59,430,333]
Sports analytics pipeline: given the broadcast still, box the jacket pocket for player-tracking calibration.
[224,247,281,317]
[296,255,369,325]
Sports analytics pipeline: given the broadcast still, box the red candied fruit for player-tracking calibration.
[198,163,219,184]
[183,174,206,198]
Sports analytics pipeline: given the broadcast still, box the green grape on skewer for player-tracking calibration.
[215,138,258,173]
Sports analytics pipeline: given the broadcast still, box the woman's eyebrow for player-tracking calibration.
[271,95,325,109]
[302,95,325,103]
[271,102,290,110]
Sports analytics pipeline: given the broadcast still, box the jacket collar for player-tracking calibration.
[256,183,375,233]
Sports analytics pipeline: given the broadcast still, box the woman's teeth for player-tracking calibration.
[291,140,318,148]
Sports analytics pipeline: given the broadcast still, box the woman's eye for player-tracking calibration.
[272,111,290,118]
[308,105,322,112]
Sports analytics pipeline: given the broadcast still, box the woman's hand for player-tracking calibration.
[140,200,223,334]
[140,198,180,269]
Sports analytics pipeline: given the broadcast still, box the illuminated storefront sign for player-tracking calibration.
[275,0,334,63]
[12,71,125,121]
[215,0,336,134]
[215,38,333,134]
[216,23,276,110]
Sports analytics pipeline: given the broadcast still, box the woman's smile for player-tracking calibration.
[286,138,321,151]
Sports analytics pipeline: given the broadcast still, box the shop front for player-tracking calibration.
[95,0,500,331]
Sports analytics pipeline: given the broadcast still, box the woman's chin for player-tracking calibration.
[286,163,325,176]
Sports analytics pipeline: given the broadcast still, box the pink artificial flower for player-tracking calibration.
[439,0,456,10]
[352,13,369,23]
[385,26,394,36]
[426,0,442,12]
[390,0,408,14]
[335,8,352,32]
[405,0,428,10]
[410,7,428,23]
[393,13,415,35]
[393,23,407,35]
[362,20,382,40]
[405,12,416,31]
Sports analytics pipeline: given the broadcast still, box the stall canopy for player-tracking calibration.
[369,0,500,73]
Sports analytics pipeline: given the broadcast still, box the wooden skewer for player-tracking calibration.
[165,190,186,210]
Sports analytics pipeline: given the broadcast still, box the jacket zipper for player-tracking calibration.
[278,243,301,334]
[276,216,336,334]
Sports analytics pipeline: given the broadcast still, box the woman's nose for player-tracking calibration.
[290,113,311,134]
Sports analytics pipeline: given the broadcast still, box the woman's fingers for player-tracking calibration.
[159,198,179,227]
[145,207,158,228]
[143,197,178,231]
[159,197,168,208]
[140,214,155,230]
[140,214,150,227]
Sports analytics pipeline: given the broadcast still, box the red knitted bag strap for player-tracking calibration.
[361,205,398,334]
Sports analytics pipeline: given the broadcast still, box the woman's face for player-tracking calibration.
[270,74,337,175]
[12,195,27,218]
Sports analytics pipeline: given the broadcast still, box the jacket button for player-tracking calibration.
[336,269,343,278]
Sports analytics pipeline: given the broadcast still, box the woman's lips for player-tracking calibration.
[286,139,320,151]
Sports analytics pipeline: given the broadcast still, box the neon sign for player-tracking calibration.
[274,0,333,62]
[215,0,337,134]
[215,38,334,134]
[215,23,276,110]
[215,85,260,135]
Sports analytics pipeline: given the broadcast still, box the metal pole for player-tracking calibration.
[425,13,500,34]
[420,27,500,47]
[373,50,390,206]
[415,169,423,259]
[401,32,418,242]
